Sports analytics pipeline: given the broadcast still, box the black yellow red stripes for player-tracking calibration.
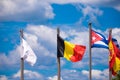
[57,35,86,62]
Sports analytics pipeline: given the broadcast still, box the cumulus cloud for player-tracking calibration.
[82,69,109,80]
[0,45,21,67]
[75,4,103,26]
[13,70,44,80]
[60,69,88,80]
[112,28,120,43]
[68,29,89,45]
[0,0,54,22]
[48,75,63,80]
[72,61,88,68]
[25,25,57,46]
[48,69,108,80]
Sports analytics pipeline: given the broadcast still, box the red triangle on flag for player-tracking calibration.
[91,30,102,45]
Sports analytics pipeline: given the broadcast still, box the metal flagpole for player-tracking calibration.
[109,29,112,80]
[57,28,61,80]
[20,29,24,80]
[89,23,92,80]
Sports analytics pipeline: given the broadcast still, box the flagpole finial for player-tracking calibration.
[20,29,24,38]
[109,28,112,36]
[109,28,112,33]
[57,27,60,35]
[89,22,92,26]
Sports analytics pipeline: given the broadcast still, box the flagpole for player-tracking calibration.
[89,23,92,80]
[57,28,61,80]
[109,29,112,80]
[20,29,24,80]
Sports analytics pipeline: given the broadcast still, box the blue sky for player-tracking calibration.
[0,0,120,80]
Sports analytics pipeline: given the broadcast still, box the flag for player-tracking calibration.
[21,38,37,66]
[112,38,120,59]
[112,57,120,75]
[91,29,108,49]
[108,35,116,72]
[108,35,120,75]
[57,35,86,62]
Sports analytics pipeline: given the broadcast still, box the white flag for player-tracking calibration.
[21,38,37,66]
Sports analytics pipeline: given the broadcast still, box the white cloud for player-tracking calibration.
[82,69,109,80]
[0,45,21,66]
[82,6,103,17]
[48,75,63,80]
[0,0,54,22]
[26,25,56,45]
[13,70,44,80]
[61,69,88,80]
[24,33,39,50]
[75,5,103,26]
[0,75,8,80]
[112,28,120,40]
[92,48,109,66]
[72,61,88,68]
[68,30,89,45]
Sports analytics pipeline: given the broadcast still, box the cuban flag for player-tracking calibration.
[91,29,108,49]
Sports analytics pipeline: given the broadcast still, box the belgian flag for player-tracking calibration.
[57,35,86,62]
